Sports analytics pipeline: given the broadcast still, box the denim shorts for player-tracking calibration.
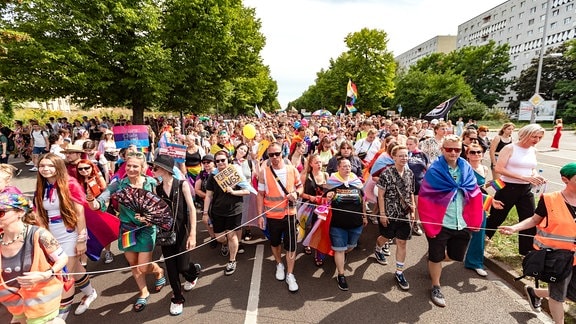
[330,225,363,252]
[32,146,46,155]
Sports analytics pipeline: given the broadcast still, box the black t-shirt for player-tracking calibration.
[534,197,576,221]
[328,183,364,229]
[205,173,243,217]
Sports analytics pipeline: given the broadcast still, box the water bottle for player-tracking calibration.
[531,169,546,195]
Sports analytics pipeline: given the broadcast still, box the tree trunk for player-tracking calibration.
[131,98,145,125]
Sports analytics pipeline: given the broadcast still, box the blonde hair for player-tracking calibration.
[0,164,17,182]
[518,124,545,142]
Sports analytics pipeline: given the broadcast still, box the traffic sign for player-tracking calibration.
[529,93,545,106]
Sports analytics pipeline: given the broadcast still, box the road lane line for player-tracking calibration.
[245,244,264,324]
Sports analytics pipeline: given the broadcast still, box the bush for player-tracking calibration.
[450,101,486,121]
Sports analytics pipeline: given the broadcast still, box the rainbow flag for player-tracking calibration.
[488,179,506,191]
[482,194,493,212]
[121,228,136,248]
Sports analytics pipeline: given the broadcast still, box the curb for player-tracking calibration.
[485,253,576,321]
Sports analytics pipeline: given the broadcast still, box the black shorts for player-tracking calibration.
[211,213,241,233]
[378,219,412,241]
[266,215,297,252]
[426,227,471,263]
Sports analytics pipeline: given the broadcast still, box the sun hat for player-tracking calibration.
[61,144,84,153]
[149,155,174,174]
[0,193,32,212]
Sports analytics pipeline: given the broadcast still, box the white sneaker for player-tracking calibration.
[475,268,488,277]
[169,302,183,316]
[29,167,38,172]
[275,263,285,281]
[183,278,197,291]
[285,273,299,292]
[25,161,34,166]
[74,289,98,315]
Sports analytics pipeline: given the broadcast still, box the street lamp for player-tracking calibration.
[531,0,552,124]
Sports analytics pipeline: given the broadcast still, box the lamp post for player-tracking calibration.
[531,0,552,124]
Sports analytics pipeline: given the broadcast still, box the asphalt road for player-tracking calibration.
[3,129,572,324]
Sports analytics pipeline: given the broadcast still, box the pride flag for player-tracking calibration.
[488,179,506,191]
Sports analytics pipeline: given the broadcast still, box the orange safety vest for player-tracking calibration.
[0,228,63,319]
[536,192,576,265]
[262,163,299,219]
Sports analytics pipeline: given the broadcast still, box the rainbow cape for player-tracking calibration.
[69,178,120,261]
[325,172,363,190]
[417,156,483,237]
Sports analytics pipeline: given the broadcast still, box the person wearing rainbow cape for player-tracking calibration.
[418,135,483,308]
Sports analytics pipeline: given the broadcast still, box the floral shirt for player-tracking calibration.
[377,167,414,220]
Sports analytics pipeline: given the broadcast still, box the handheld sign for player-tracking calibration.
[158,143,187,163]
[213,165,243,192]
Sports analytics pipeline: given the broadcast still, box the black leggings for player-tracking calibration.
[485,182,535,255]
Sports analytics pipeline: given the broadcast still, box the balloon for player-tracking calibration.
[293,121,301,129]
[300,119,309,127]
[243,124,257,140]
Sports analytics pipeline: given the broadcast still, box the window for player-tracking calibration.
[509,26,514,32]
[519,12,525,18]
[540,14,546,21]
[518,22,523,28]
[527,30,534,36]
[529,18,535,25]
[542,2,547,9]
[511,5,516,11]
[564,17,572,24]
[552,9,559,16]
[550,22,557,29]
[510,16,515,22]
[514,55,519,61]
[530,6,537,13]
[502,9,507,15]
[568,4,574,11]
[516,34,521,39]
[539,26,544,32]
[521,1,525,7]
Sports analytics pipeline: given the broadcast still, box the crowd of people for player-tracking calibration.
[0,111,573,323]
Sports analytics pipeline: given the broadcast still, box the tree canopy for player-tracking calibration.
[0,0,278,123]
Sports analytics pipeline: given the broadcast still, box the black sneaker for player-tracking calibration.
[224,261,236,276]
[382,242,391,256]
[337,275,349,291]
[395,272,410,290]
[15,169,22,177]
[524,286,542,312]
[220,244,229,257]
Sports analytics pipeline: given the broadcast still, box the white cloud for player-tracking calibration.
[244,0,505,108]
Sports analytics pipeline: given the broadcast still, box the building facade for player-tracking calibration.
[395,36,457,70]
[457,0,575,105]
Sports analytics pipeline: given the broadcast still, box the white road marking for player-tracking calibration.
[245,244,264,324]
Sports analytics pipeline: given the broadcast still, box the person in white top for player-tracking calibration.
[29,122,50,172]
[354,129,380,166]
[485,124,546,255]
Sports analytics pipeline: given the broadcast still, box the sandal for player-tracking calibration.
[155,276,166,292]
[314,251,325,267]
[133,295,149,312]
[304,246,312,255]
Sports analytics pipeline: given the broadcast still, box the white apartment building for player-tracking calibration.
[457,0,575,105]
[395,36,457,70]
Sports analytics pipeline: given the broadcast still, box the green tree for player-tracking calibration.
[292,28,396,113]
[412,41,512,108]
[510,42,576,118]
[394,69,483,120]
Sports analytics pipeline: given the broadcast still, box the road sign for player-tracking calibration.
[529,93,545,106]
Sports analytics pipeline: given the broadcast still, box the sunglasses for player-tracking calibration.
[127,152,145,158]
[77,166,92,171]
[443,147,462,153]
[468,150,483,155]
[152,166,161,172]
[202,161,212,164]
[268,152,282,157]
[468,138,478,142]
[215,159,227,163]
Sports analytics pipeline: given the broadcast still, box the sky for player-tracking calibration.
[243,0,507,109]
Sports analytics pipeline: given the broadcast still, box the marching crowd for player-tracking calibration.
[0,112,574,323]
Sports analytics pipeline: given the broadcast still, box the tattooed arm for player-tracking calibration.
[17,229,68,287]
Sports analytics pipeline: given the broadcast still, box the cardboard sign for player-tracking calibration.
[158,143,186,163]
[213,165,243,192]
